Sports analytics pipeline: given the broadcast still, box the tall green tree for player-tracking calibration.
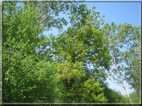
[103,22,140,103]
[51,4,111,103]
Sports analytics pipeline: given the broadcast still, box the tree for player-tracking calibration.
[102,22,140,104]
[2,1,68,103]
[51,4,111,103]
[52,28,109,102]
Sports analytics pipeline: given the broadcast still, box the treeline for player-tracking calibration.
[2,1,140,104]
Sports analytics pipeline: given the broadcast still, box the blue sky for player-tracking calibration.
[44,1,141,95]
[85,2,140,26]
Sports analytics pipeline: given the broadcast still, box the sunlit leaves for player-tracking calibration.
[83,79,107,103]
[52,11,110,102]
[2,1,61,103]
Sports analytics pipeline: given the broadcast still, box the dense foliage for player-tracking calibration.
[2,1,140,104]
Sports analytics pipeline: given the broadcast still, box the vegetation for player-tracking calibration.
[2,1,140,104]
